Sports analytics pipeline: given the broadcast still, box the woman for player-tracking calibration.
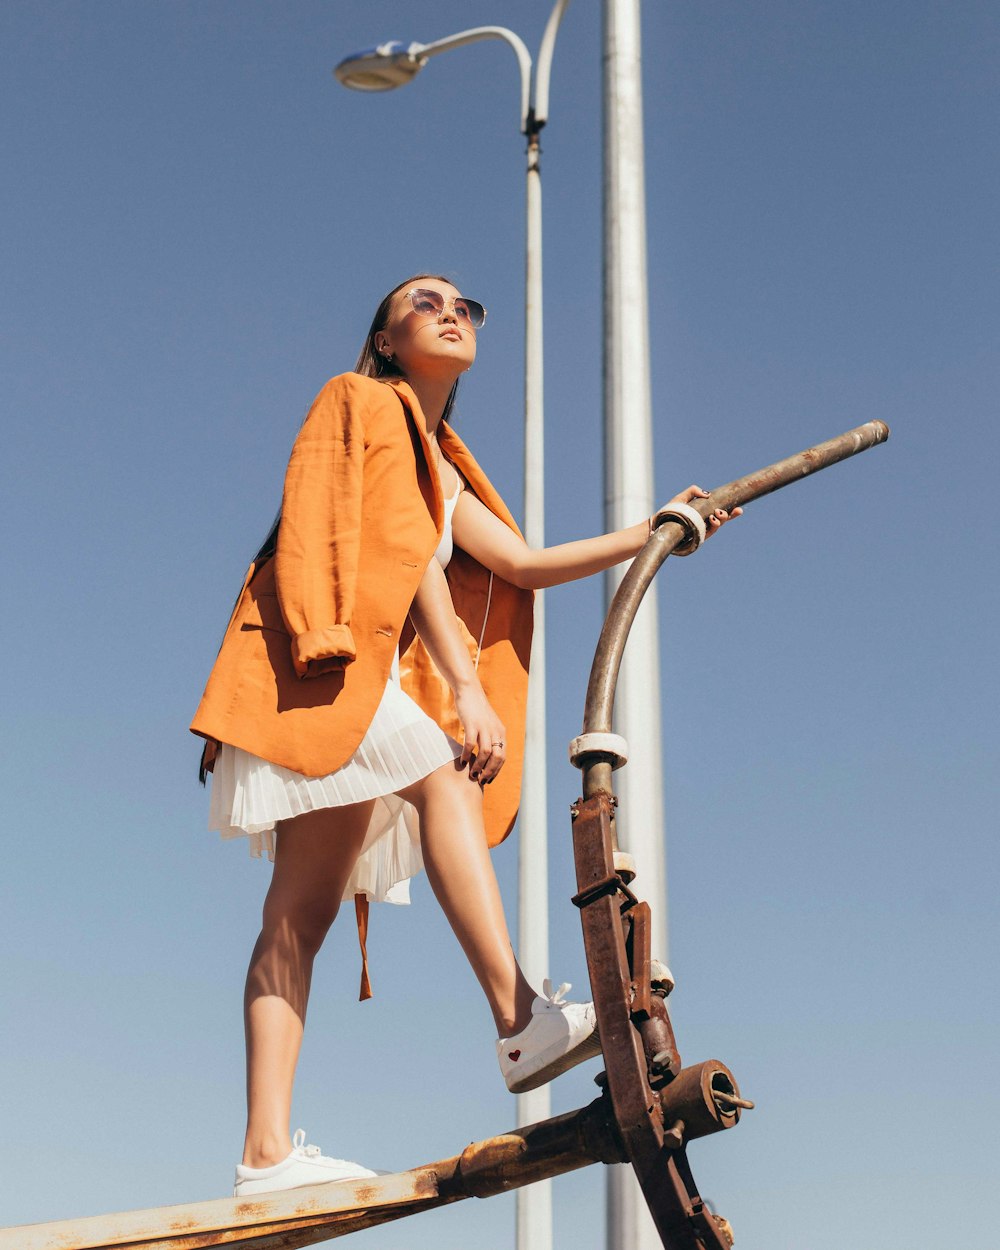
[191,274,738,1197]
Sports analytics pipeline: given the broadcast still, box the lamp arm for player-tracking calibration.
[534,0,573,128]
[418,27,533,132]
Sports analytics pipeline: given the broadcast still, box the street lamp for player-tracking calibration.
[335,8,571,1250]
[335,33,531,130]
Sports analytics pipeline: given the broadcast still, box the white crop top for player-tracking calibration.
[434,479,463,570]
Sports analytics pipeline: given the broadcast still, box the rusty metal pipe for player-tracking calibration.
[657,1061,747,1145]
[581,420,889,798]
[445,1094,626,1200]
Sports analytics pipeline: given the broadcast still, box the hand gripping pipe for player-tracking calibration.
[579,419,890,800]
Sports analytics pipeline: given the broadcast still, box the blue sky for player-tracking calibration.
[1,3,997,1247]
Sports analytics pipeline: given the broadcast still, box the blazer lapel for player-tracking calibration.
[383,378,444,532]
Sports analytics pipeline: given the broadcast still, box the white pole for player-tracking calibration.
[515,122,553,1250]
[602,1,667,1247]
[516,10,570,1245]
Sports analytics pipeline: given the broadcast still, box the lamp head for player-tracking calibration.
[334,41,428,91]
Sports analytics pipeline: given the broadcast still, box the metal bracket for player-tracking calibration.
[571,870,638,911]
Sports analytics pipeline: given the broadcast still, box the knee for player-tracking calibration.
[408,764,484,822]
[261,891,341,956]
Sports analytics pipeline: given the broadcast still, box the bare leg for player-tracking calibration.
[242,800,375,1168]
[399,763,537,1038]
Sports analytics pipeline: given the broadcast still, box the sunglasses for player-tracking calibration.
[404,287,487,330]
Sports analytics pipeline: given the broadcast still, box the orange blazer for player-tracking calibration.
[190,372,534,849]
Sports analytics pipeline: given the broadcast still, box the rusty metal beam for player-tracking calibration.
[0,1098,625,1250]
[570,792,740,1249]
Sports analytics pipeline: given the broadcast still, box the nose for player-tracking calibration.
[438,299,459,324]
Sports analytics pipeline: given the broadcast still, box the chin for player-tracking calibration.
[436,346,475,372]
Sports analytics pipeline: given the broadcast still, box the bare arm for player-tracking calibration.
[452,486,741,590]
[408,558,507,785]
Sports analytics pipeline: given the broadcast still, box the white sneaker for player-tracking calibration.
[234,1129,378,1198]
[496,980,601,1094]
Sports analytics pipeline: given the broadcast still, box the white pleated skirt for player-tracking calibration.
[208,656,462,906]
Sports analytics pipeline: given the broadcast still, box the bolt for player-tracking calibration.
[712,1090,755,1112]
[651,1048,677,1072]
[663,1118,685,1149]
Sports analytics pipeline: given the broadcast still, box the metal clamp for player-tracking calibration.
[572,871,639,912]
[649,959,675,996]
[569,732,629,770]
[613,850,636,884]
[651,501,707,556]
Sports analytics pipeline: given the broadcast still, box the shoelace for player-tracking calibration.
[292,1128,321,1158]
[541,978,571,1005]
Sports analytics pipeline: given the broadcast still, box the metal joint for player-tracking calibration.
[569,732,629,770]
[651,501,707,555]
[571,871,637,911]
[571,872,622,909]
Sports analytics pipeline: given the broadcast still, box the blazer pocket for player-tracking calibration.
[240,591,288,636]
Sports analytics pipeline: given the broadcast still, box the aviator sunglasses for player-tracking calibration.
[404,287,487,330]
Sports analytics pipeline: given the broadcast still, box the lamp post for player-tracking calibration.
[336,9,571,1249]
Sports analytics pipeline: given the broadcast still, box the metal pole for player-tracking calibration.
[516,10,570,1245]
[601,1,665,1246]
[516,117,553,1250]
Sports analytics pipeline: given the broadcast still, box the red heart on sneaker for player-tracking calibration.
[508,1049,521,1062]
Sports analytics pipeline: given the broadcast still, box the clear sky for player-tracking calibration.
[1,3,997,1247]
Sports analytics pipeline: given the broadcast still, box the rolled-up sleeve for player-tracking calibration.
[275,376,367,678]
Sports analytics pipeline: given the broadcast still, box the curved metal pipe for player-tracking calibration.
[581,419,890,798]
[533,0,573,128]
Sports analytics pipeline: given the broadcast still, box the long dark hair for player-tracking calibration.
[251,273,461,567]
